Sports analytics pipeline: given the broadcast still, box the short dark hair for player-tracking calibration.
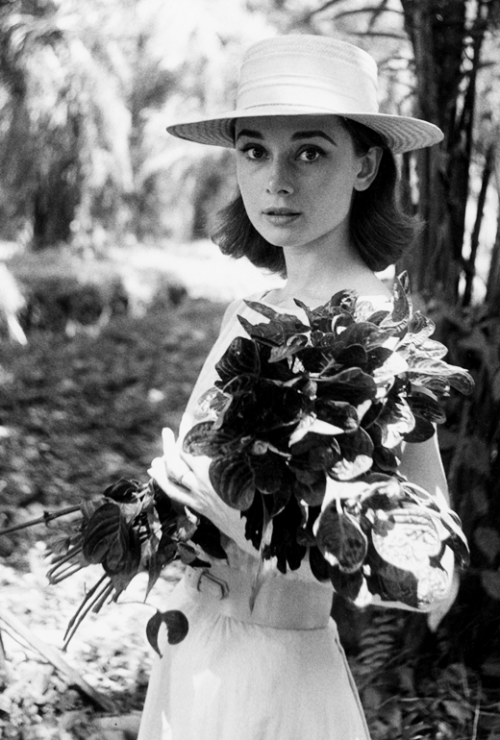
[211,118,420,276]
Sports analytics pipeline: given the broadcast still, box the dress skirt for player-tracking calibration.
[137,561,371,740]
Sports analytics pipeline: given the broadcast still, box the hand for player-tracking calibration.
[149,428,258,556]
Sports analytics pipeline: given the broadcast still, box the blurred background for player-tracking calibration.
[1,1,500,738]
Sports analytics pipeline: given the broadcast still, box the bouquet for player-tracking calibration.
[1,274,472,649]
[182,274,471,609]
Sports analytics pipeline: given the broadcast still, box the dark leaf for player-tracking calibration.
[387,273,411,326]
[146,609,189,656]
[367,346,394,371]
[209,453,255,510]
[290,433,341,472]
[366,309,392,326]
[318,367,377,405]
[243,491,265,550]
[376,397,416,447]
[182,422,220,457]
[251,381,305,431]
[146,537,178,598]
[315,399,359,432]
[316,504,368,572]
[295,291,356,333]
[338,322,395,350]
[296,345,329,372]
[366,556,420,608]
[309,545,330,581]
[177,542,209,566]
[269,496,307,573]
[372,444,400,473]
[269,334,309,363]
[406,358,474,396]
[239,305,309,345]
[191,515,227,560]
[335,344,368,367]
[82,503,137,572]
[193,387,230,420]
[403,415,435,443]
[331,428,374,480]
[269,482,293,517]
[292,469,326,507]
[328,565,365,601]
[408,392,446,424]
[243,300,307,327]
[215,336,261,384]
[251,451,286,494]
[103,478,143,503]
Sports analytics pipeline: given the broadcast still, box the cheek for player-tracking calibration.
[236,166,258,212]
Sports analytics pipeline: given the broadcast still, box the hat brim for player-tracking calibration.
[167,107,443,154]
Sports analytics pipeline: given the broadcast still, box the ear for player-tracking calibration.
[354,147,383,192]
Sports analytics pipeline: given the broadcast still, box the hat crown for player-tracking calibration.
[237,36,379,116]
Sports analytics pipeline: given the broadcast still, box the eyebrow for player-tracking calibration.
[235,129,336,145]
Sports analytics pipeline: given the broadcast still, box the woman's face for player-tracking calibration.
[235,115,379,253]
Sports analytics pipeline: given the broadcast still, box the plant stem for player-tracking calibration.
[0,506,81,536]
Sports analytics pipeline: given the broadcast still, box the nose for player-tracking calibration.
[266,157,294,196]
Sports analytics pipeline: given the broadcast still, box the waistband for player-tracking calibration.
[183,562,333,630]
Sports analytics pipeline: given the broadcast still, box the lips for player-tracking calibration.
[263,207,300,216]
[262,207,301,226]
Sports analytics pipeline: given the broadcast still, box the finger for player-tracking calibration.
[148,459,198,510]
[162,427,178,456]
[161,428,192,481]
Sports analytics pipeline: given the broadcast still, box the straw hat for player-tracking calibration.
[167,35,443,154]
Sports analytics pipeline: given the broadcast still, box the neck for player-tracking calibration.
[275,238,387,308]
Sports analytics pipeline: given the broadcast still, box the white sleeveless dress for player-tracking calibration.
[137,293,373,740]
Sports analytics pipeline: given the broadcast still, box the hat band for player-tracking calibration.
[237,76,378,115]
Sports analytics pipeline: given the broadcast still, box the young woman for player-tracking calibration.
[138,35,457,740]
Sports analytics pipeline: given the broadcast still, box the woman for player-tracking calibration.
[139,35,456,740]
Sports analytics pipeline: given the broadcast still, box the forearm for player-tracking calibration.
[398,432,450,505]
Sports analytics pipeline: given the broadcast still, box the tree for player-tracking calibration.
[0,0,132,249]
[400,0,500,305]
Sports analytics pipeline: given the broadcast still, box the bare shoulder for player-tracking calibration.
[220,297,246,329]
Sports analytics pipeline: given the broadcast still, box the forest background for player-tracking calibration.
[1,0,500,738]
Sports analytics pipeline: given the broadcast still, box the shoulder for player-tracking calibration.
[219,290,268,330]
[220,298,245,330]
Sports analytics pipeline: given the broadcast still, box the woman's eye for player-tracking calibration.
[298,147,322,163]
[240,145,266,161]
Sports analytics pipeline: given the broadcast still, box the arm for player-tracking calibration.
[371,431,460,622]
[398,432,450,505]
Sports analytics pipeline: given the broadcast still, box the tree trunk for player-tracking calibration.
[399,0,491,304]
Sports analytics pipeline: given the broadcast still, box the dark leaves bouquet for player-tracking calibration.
[182,274,471,610]
[1,274,472,648]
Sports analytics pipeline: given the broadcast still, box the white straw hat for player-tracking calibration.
[167,35,443,154]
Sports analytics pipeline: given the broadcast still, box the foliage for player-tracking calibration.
[0,0,133,248]
[351,609,500,740]
[184,277,471,611]
[43,477,225,649]
[431,300,500,679]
